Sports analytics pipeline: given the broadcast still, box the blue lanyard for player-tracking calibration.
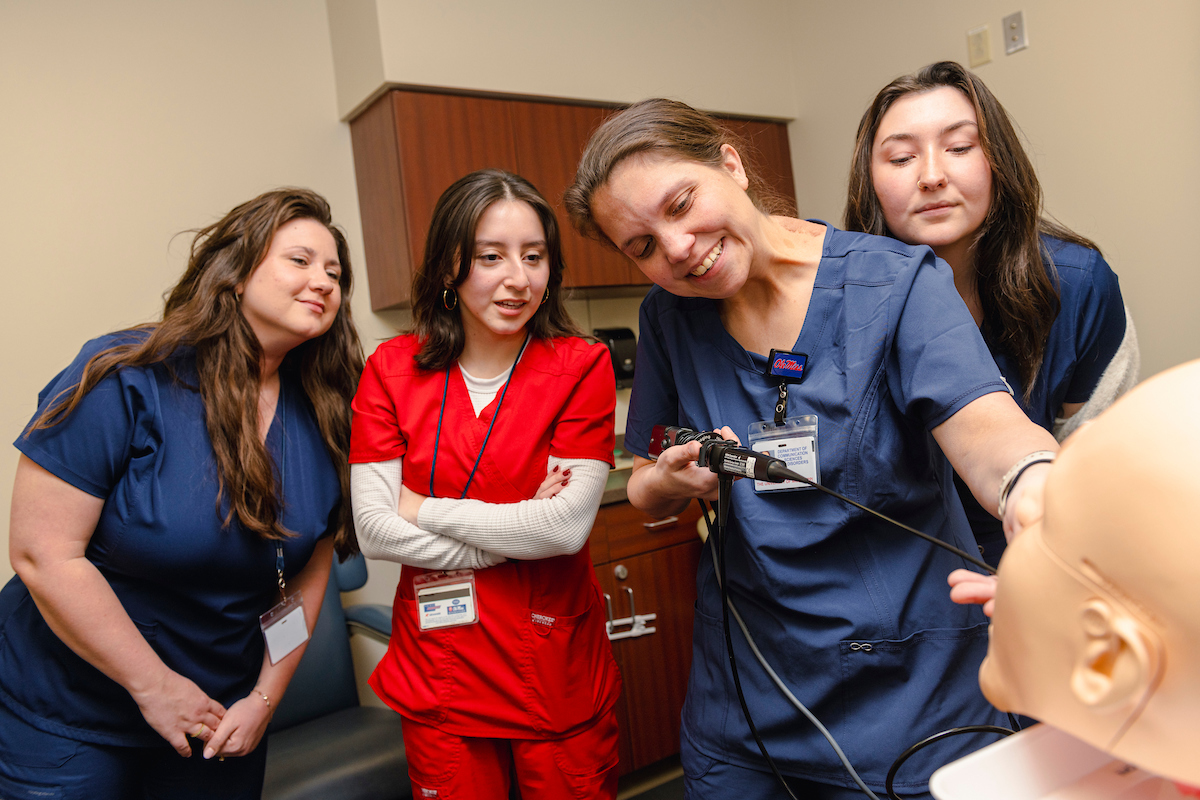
[270,378,288,599]
[429,334,530,500]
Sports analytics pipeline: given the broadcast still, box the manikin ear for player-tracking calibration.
[1070,599,1160,711]
[719,144,751,191]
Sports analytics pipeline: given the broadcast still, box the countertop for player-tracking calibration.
[601,466,632,506]
[602,434,635,505]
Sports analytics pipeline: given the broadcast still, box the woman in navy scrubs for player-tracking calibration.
[1,188,363,798]
[565,99,1058,799]
[845,61,1137,568]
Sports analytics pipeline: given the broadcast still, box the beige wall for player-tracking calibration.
[0,0,396,587]
[787,0,1200,379]
[329,0,801,120]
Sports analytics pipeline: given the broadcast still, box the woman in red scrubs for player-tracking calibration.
[349,169,621,799]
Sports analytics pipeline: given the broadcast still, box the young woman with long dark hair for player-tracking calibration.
[350,169,621,799]
[845,61,1137,566]
[2,188,364,797]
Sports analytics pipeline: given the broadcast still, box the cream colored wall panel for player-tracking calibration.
[329,0,801,120]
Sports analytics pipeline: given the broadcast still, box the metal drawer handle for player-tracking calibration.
[643,515,679,530]
[605,586,657,641]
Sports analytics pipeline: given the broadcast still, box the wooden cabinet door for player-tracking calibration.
[720,117,797,214]
[349,89,798,308]
[603,499,704,562]
[350,91,522,309]
[597,540,702,773]
[392,92,522,280]
[509,102,644,288]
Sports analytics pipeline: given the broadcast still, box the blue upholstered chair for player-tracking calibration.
[262,554,409,800]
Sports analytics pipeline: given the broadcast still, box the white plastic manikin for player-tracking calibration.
[933,360,1200,799]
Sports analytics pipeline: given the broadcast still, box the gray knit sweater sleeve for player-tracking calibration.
[351,459,504,570]
[416,457,608,560]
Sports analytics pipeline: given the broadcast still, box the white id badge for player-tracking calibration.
[748,415,820,493]
[259,592,308,664]
[414,570,479,631]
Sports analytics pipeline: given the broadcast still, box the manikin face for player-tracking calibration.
[977,360,1200,787]
[590,146,760,299]
[979,516,1089,715]
[871,86,993,268]
[238,218,342,358]
[455,199,550,348]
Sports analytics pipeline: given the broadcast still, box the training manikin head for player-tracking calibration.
[979,360,1200,787]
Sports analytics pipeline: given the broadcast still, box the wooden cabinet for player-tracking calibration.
[348,88,796,310]
[589,499,704,775]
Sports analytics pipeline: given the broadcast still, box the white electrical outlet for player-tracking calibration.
[967,25,992,67]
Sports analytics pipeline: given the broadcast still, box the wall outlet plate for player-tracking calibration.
[1003,10,1028,54]
[968,24,992,67]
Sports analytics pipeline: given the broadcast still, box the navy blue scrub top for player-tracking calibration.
[625,226,1011,792]
[0,333,338,747]
[960,235,1127,567]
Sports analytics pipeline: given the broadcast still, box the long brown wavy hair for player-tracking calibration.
[564,98,794,248]
[30,188,365,558]
[411,169,585,371]
[844,61,1099,402]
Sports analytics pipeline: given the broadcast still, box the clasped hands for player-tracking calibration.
[134,668,272,760]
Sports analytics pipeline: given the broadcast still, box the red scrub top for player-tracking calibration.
[350,334,620,738]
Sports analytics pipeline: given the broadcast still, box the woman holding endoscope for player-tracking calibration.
[845,61,1136,569]
[564,100,1058,799]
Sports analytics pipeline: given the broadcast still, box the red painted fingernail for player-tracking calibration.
[561,480,569,486]
[563,469,572,476]
[553,465,560,473]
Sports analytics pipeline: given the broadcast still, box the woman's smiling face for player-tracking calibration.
[590,145,761,299]
[871,86,993,268]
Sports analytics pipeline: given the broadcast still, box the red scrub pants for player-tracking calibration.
[401,708,619,799]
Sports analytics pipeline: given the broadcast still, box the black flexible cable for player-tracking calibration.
[884,725,1014,800]
[677,436,1008,799]
[767,463,997,575]
[707,489,803,800]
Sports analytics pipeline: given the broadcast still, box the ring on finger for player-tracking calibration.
[192,722,207,738]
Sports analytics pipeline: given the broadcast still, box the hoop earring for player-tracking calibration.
[541,288,549,306]
[442,288,457,311]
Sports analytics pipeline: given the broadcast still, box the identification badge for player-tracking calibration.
[748,415,820,493]
[414,570,479,631]
[260,592,308,664]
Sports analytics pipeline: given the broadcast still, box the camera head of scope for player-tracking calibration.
[648,425,727,458]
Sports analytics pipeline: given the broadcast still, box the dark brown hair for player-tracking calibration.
[410,169,585,371]
[564,98,794,247]
[31,188,365,558]
[844,61,1098,401]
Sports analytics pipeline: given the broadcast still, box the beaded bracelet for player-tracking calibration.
[997,450,1056,519]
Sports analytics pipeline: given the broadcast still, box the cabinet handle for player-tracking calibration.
[606,586,657,641]
[643,515,679,530]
